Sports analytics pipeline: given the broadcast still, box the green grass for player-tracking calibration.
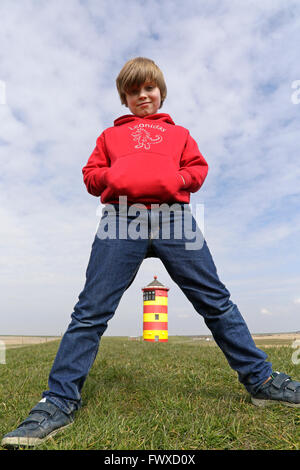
[0,337,299,450]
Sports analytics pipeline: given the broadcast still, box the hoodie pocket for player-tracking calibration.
[104,153,183,201]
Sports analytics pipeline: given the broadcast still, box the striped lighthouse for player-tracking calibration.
[142,276,169,342]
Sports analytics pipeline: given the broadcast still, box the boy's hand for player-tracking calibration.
[156,172,184,198]
[103,158,185,202]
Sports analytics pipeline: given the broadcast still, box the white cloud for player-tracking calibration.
[261,308,273,316]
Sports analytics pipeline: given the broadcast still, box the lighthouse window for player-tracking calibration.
[155,314,159,320]
[144,290,155,301]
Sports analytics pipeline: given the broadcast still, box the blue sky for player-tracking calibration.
[0,0,299,336]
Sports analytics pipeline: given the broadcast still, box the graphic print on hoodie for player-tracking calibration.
[82,113,209,205]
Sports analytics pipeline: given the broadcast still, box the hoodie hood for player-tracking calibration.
[114,113,175,127]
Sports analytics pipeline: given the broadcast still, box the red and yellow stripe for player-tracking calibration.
[143,290,168,342]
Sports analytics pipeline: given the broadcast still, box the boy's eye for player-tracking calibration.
[128,88,139,95]
[145,83,156,90]
[128,84,155,95]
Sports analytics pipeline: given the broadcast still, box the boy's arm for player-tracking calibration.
[82,133,110,197]
[178,133,209,193]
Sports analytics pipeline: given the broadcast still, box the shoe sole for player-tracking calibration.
[251,397,300,408]
[1,422,73,449]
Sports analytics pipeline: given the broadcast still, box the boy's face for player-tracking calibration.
[125,82,161,117]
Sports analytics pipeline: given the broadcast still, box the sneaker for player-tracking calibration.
[1,399,74,449]
[251,372,300,408]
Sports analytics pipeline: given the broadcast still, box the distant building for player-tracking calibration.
[142,276,169,342]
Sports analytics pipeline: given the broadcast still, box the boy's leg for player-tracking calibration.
[42,211,148,414]
[1,207,150,447]
[151,207,272,395]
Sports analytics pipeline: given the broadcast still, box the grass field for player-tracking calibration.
[0,336,299,451]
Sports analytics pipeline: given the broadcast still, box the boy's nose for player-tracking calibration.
[139,88,147,98]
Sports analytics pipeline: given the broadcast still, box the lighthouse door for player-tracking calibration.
[154,336,159,342]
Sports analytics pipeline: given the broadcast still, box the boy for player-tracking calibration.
[2,57,299,449]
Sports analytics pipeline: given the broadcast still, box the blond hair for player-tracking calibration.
[116,57,167,108]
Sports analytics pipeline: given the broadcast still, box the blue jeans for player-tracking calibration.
[43,203,272,414]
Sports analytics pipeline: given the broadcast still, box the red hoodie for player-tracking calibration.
[82,113,208,205]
